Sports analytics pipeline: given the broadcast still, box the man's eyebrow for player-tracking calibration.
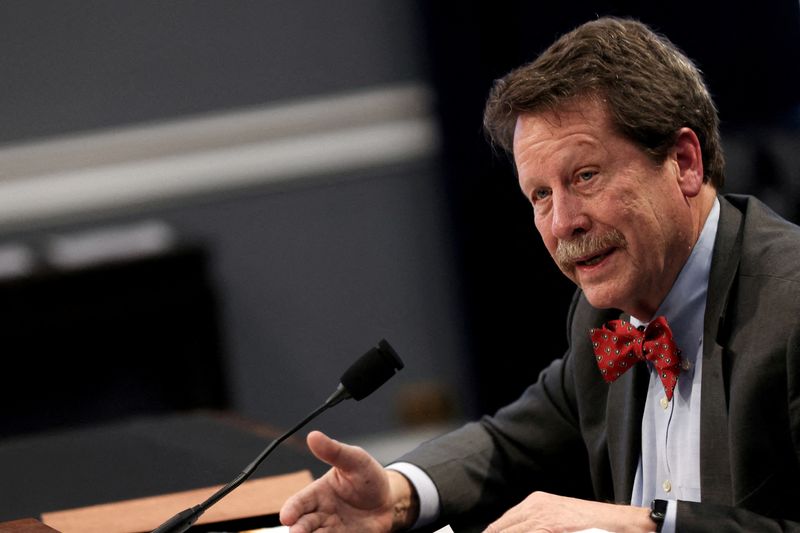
[555,139,605,167]
[572,137,603,150]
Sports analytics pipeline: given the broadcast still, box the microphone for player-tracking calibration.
[151,339,404,533]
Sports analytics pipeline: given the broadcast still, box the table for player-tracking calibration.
[0,410,324,522]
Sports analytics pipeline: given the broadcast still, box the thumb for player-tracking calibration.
[306,430,374,474]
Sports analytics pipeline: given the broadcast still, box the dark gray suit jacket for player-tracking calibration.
[399,195,800,532]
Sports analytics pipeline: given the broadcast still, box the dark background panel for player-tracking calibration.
[0,248,227,438]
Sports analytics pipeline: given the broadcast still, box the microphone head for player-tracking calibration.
[339,339,404,401]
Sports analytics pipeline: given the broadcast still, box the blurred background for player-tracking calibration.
[0,0,798,501]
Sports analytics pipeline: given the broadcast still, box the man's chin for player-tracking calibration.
[561,270,627,310]
[580,285,626,311]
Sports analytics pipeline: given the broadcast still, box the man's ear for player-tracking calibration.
[672,127,704,198]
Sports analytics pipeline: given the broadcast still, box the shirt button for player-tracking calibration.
[663,479,672,493]
[660,396,669,409]
[681,358,692,370]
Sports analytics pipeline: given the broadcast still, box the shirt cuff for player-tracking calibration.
[385,461,440,529]
[659,500,678,533]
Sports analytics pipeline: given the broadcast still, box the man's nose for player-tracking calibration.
[551,192,590,240]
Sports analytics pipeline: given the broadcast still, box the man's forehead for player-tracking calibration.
[512,101,612,163]
[515,99,611,137]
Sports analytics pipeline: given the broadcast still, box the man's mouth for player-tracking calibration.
[554,229,627,274]
[575,248,615,267]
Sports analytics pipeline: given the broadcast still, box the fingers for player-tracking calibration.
[306,430,374,474]
[305,430,339,464]
[280,432,373,527]
[280,484,318,526]
[279,480,320,531]
[285,518,320,533]
[280,431,389,532]
[285,511,325,533]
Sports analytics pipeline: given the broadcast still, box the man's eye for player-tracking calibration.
[577,171,596,182]
[533,188,551,201]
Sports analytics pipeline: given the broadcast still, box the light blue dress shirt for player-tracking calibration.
[390,198,721,531]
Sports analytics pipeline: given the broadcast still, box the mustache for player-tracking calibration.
[554,229,626,270]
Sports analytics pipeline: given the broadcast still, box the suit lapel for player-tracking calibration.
[699,195,743,504]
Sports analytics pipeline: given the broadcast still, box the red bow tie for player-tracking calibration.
[589,316,682,401]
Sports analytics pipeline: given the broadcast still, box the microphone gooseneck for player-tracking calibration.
[151,339,404,533]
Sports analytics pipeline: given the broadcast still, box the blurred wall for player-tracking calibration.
[0,1,426,142]
[0,1,474,440]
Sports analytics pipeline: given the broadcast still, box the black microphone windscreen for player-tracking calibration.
[339,339,404,401]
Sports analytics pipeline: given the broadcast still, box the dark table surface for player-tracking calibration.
[0,410,324,522]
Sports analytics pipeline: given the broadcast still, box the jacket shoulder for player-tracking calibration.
[722,194,800,283]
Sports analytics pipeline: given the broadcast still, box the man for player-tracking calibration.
[280,17,800,532]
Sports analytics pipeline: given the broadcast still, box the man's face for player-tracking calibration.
[513,99,695,320]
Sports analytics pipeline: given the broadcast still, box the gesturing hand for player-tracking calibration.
[279,431,417,533]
